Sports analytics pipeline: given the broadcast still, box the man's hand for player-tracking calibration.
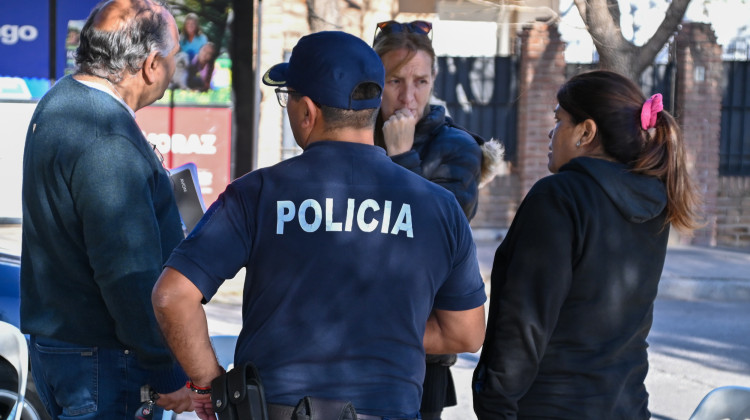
[382,108,418,156]
[185,365,224,420]
[154,386,194,413]
[189,393,216,420]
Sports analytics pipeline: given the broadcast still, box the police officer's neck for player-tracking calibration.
[306,127,375,147]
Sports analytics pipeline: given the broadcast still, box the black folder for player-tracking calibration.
[169,162,206,235]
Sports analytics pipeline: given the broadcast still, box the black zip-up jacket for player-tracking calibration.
[473,157,669,420]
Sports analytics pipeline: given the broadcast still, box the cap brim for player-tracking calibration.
[262,62,289,87]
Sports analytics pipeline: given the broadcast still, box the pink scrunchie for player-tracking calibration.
[641,93,663,130]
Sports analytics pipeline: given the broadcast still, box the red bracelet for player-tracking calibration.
[186,380,212,394]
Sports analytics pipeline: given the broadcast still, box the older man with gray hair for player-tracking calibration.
[21,0,192,418]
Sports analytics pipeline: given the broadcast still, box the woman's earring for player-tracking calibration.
[575,140,581,147]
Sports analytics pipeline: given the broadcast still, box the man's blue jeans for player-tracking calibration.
[29,335,165,420]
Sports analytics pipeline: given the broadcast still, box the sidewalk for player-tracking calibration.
[659,244,750,301]
[473,232,750,302]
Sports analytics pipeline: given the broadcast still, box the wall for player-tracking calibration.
[472,173,519,234]
[0,102,36,220]
[469,22,566,234]
[515,23,566,197]
[717,177,750,248]
[675,22,723,246]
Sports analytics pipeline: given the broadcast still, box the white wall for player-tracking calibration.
[0,102,36,219]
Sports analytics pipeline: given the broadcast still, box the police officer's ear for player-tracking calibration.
[289,95,320,148]
[298,96,321,128]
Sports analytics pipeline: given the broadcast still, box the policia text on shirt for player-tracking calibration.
[277,198,414,238]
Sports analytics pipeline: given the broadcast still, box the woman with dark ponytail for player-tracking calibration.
[472,70,701,419]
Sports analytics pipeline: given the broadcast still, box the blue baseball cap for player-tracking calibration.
[262,31,384,110]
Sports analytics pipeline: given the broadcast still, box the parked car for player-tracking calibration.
[0,218,50,420]
[0,99,51,419]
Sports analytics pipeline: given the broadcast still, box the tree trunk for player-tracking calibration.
[306,0,342,32]
[573,0,692,81]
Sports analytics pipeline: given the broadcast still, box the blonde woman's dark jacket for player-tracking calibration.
[385,104,483,220]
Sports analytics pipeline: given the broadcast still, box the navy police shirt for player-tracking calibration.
[165,141,485,417]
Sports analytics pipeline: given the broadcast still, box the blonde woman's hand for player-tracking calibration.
[382,108,417,156]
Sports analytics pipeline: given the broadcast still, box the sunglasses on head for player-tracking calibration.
[373,20,433,44]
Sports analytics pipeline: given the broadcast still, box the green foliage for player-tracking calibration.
[154,87,232,106]
[157,55,233,106]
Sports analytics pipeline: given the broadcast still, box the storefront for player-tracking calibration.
[1,0,233,208]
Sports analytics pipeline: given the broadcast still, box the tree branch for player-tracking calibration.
[605,0,621,30]
[306,0,342,32]
[635,0,691,71]
[576,0,629,52]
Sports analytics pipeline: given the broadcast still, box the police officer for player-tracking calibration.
[152,31,486,420]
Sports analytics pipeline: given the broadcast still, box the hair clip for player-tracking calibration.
[640,93,663,130]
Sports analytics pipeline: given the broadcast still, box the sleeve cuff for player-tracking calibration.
[390,150,421,172]
[165,252,222,303]
[433,282,487,311]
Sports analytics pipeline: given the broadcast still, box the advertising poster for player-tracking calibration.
[1,0,233,103]
[137,106,232,208]
[148,1,235,205]
[65,20,86,76]
[1,0,235,206]
[159,1,233,107]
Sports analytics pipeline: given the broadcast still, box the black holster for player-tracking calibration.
[212,362,269,420]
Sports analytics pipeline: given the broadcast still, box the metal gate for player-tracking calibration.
[720,60,750,175]
[433,57,678,163]
[433,56,518,161]
[565,62,675,112]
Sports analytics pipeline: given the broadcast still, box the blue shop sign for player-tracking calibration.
[0,0,98,79]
